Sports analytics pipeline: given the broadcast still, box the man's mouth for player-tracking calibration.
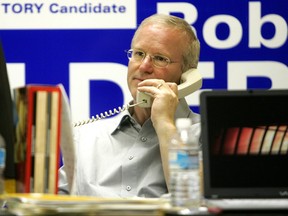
[133,77,145,83]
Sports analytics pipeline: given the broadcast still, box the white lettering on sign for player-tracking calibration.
[203,15,242,49]
[228,61,288,89]
[69,62,131,122]
[157,2,198,36]
[157,1,287,49]
[249,2,287,48]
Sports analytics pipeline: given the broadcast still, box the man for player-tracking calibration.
[58,14,201,198]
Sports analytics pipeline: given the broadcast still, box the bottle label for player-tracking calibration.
[0,148,6,168]
[178,151,198,169]
[170,150,199,169]
[177,151,199,169]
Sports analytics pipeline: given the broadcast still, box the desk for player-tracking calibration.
[2,194,288,216]
[2,207,288,215]
[3,209,288,216]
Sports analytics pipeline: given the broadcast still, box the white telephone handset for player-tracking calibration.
[136,68,202,108]
[74,68,202,127]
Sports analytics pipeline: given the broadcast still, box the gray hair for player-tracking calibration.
[131,14,200,72]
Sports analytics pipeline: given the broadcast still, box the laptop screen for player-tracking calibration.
[200,90,288,198]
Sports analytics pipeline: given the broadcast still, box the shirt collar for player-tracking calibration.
[175,98,193,119]
[109,98,192,134]
[109,105,133,134]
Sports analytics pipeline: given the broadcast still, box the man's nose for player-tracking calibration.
[139,55,154,72]
[142,55,153,64]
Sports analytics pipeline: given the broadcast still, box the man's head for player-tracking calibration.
[127,14,200,100]
[131,14,200,72]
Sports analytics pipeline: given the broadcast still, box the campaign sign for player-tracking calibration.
[0,0,287,122]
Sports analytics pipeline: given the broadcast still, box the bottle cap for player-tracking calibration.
[176,118,192,129]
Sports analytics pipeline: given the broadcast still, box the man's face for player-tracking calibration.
[127,24,187,100]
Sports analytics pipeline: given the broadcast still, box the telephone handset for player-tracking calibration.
[136,68,202,108]
[73,68,202,127]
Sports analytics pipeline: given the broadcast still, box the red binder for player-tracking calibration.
[14,85,62,194]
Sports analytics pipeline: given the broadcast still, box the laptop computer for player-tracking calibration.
[200,89,288,210]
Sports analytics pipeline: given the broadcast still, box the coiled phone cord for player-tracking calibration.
[73,100,146,127]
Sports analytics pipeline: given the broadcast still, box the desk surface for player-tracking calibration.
[2,194,288,216]
[3,209,288,216]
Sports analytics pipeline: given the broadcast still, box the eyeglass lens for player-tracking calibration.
[126,49,171,68]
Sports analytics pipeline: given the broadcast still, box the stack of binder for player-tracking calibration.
[14,85,62,194]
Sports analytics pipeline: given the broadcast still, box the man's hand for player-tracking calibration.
[137,79,179,128]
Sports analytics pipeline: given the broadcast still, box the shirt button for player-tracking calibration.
[141,137,147,142]
[126,186,132,191]
[128,155,134,160]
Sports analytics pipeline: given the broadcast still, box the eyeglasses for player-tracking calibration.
[126,49,177,68]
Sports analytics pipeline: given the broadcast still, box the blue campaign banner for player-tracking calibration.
[0,0,287,122]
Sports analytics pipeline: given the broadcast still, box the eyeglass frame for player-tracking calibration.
[125,49,178,68]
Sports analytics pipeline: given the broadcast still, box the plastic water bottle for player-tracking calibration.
[0,134,5,195]
[169,118,201,211]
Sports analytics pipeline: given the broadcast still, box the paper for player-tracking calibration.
[3,193,169,216]
[58,84,76,194]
